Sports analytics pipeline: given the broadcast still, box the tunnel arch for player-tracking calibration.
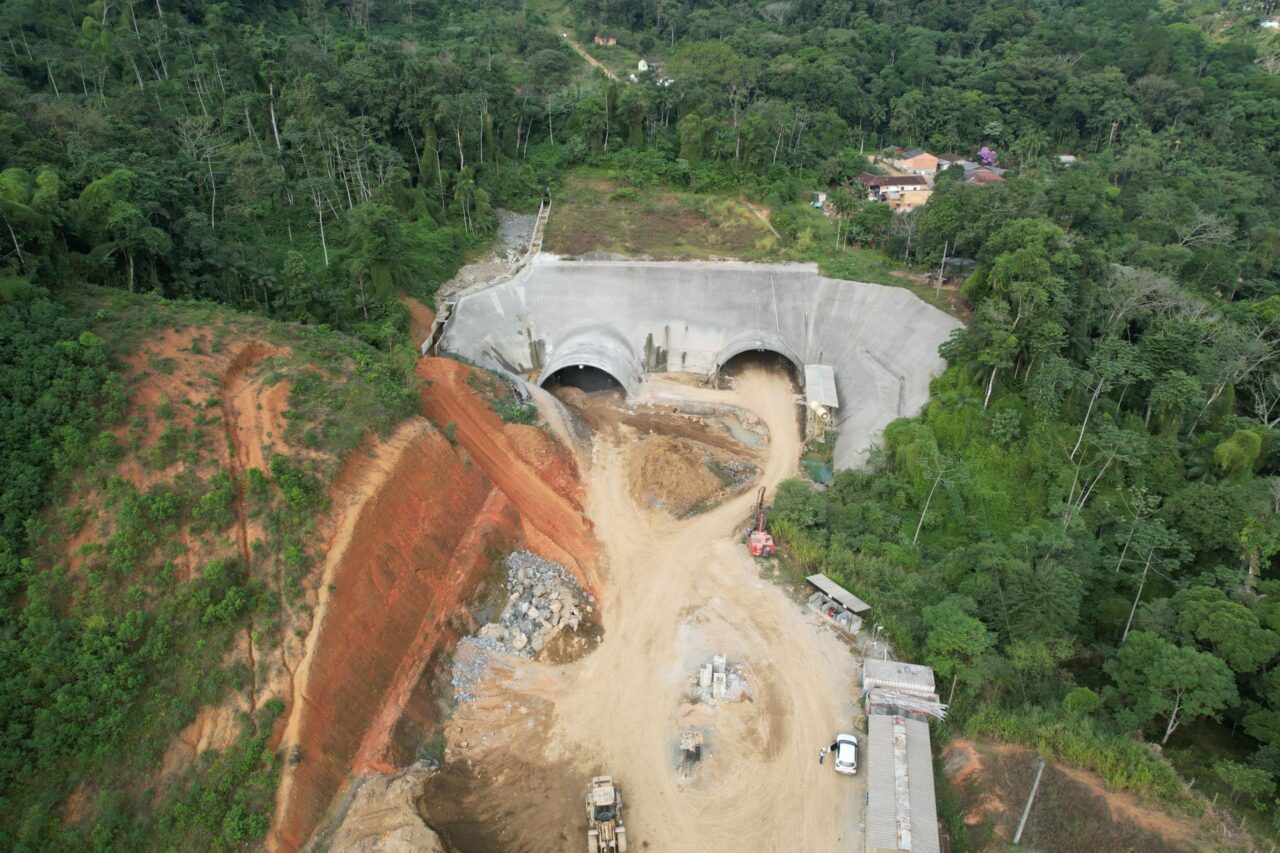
[713,333,804,379]
[537,323,642,397]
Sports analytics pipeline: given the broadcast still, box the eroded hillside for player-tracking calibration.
[1,289,418,845]
[4,289,597,850]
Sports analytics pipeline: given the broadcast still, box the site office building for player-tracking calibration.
[862,660,945,853]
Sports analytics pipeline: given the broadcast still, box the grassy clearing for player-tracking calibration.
[544,173,770,259]
[544,171,969,319]
[963,706,1194,805]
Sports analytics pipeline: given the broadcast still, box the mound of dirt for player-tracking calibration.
[417,358,597,584]
[627,434,756,516]
[628,435,722,514]
[943,739,1244,852]
[550,385,624,434]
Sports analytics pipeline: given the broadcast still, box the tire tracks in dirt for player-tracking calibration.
[434,368,864,851]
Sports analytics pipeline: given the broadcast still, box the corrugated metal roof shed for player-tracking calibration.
[806,573,870,613]
[865,714,940,853]
[863,659,936,695]
[866,687,948,721]
[804,364,839,408]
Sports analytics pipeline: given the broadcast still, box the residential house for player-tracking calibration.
[856,173,932,211]
[637,58,664,72]
[593,34,618,46]
[1056,153,1078,166]
[965,168,1004,185]
[935,153,964,170]
[891,148,939,176]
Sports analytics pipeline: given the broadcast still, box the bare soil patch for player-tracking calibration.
[626,434,756,516]
[535,616,605,664]
[401,295,436,344]
[943,739,1241,852]
[417,367,862,852]
[419,659,582,853]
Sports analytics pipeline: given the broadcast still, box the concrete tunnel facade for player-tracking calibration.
[440,258,962,470]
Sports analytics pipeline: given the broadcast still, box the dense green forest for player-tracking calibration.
[1,0,1279,846]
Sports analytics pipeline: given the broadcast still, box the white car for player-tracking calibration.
[832,733,858,775]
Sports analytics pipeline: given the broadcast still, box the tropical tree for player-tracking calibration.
[1105,631,1238,744]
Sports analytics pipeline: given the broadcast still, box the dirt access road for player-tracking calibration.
[563,34,620,81]
[431,367,863,851]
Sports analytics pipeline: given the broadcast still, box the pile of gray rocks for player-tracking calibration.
[475,551,594,656]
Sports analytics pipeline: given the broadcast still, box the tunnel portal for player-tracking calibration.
[440,259,961,469]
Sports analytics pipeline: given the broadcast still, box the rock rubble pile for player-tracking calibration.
[450,551,594,703]
[478,551,594,654]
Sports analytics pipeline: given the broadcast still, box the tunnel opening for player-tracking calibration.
[542,364,625,395]
[717,350,801,392]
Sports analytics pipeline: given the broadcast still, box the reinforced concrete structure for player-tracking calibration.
[440,257,961,469]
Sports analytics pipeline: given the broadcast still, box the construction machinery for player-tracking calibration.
[679,730,704,779]
[746,486,775,557]
[586,776,627,852]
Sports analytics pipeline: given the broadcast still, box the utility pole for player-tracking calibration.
[1013,758,1047,845]
[935,240,948,300]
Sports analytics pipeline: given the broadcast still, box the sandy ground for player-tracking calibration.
[425,366,864,851]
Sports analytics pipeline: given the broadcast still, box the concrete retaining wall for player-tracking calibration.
[440,258,961,469]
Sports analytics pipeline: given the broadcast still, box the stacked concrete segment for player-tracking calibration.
[441,257,962,469]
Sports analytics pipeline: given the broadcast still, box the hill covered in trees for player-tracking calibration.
[2,0,1279,846]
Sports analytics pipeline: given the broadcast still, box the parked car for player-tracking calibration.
[833,733,858,774]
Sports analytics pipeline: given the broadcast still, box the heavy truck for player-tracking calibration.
[586,776,627,852]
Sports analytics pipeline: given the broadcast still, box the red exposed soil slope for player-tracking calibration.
[400,296,436,345]
[416,357,598,589]
[270,358,596,850]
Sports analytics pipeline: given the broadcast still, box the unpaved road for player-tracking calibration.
[428,366,863,851]
[563,35,620,81]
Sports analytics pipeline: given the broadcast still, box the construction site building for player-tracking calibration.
[865,713,940,853]
[805,573,868,634]
[862,659,935,697]
[803,364,840,440]
[863,658,947,721]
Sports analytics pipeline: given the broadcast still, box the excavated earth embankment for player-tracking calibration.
[270,357,596,851]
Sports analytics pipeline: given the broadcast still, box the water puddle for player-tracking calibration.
[717,414,765,447]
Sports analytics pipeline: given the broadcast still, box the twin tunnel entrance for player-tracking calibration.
[540,349,801,395]
[542,364,624,394]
